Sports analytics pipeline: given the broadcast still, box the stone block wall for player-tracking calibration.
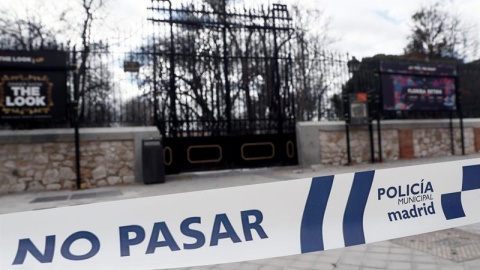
[297,119,480,167]
[79,141,135,189]
[318,129,399,165]
[412,128,475,158]
[0,127,160,194]
[0,142,76,193]
[319,130,348,166]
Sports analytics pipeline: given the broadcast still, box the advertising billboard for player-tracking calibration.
[0,51,68,121]
[380,61,457,111]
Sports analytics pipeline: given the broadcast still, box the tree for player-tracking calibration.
[0,0,114,125]
[291,4,335,121]
[73,0,111,122]
[0,5,67,50]
[404,2,478,60]
[140,0,298,135]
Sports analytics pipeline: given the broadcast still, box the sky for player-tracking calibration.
[1,0,479,60]
[320,0,480,59]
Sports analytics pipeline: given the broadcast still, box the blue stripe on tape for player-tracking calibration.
[343,170,375,247]
[441,192,466,220]
[300,175,334,253]
[462,165,480,191]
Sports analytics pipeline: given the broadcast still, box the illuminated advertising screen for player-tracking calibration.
[0,51,68,121]
[380,62,457,111]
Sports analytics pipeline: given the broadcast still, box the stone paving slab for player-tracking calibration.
[177,234,480,270]
[393,228,480,262]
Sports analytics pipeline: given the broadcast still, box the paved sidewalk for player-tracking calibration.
[1,154,480,270]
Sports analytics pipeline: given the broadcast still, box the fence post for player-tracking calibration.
[221,1,232,134]
[272,5,283,134]
[376,95,383,162]
[153,31,159,128]
[454,75,465,156]
[449,111,455,155]
[72,47,82,190]
[343,93,352,165]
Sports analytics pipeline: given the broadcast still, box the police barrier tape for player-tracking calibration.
[1,159,480,269]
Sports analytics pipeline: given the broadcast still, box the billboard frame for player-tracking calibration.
[378,60,464,156]
[379,61,458,113]
[0,50,69,123]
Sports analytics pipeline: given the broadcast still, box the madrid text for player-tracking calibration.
[378,180,436,222]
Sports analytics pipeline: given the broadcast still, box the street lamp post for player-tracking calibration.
[347,57,360,74]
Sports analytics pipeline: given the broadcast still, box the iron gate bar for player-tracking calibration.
[154,53,293,60]
[147,19,293,31]
[148,0,297,173]
[147,7,293,20]
[221,1,232,134]
[149,0,294,137]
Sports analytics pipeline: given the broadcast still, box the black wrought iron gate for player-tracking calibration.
[149,1,297,174]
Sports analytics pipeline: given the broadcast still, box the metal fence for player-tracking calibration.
[345,58,480,121]
[0,1,356,132]
[74,42,156,127]
[3,1,480,133]
[0,1,357,133]
[291,51,351,121]
[148,1,297,137]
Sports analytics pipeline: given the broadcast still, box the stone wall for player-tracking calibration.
[297,119,480,167]
[80,141,135,189]
[318,129,399,165]
[412,128,475,158]
[0,127,160,194]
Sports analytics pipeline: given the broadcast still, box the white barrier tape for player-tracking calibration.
[1,159,480,269]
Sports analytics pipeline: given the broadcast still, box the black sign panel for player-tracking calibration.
[349,93,369,125]
[0,51,68,121]
[0,71,67,121]
[0,51,67,70]
[380,61,457,77]
[380,61,457,112]
[124,61,141,72]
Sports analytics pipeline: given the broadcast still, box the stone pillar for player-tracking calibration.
[399,129,414,159]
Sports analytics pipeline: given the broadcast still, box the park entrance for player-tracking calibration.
[149,1,298,173]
